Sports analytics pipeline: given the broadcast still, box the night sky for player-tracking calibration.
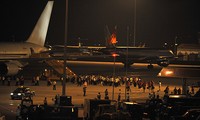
[0,0,200,47]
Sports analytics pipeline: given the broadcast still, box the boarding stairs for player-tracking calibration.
[18,61,48,80]
[46,60,76,77]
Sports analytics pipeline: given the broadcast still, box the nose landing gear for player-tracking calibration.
[147,64,154,69]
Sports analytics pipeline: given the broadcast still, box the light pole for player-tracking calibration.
[125,26,129,100]
[133,0,137,47]
[112,53,117,100]
[62,0,69,96]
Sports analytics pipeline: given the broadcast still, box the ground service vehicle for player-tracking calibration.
[10,86,35,100]
[84,99,112,120]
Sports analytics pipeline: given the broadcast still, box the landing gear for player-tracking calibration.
[123,62,133,69]
[147,64,154,69]
[157,60,169,67]
[124,63,130,69]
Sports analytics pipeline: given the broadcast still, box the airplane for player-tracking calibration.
[48,25,174,69]
[101,25,174,69]
[0,1,54,76]
[48,45,174,70]
[99,47,174,69]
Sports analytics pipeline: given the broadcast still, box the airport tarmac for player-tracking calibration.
[67,61,162,76]
[0,77,199,119]
[0,62,199,119]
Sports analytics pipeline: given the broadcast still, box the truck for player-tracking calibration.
[84,99,112,120]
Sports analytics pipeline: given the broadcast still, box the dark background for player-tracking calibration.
[0,0,200,47]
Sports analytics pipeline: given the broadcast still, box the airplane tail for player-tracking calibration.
[104,25,111,47]
[26,1,54,47]
[104,25,117,48]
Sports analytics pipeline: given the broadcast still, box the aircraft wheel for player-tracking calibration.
[123,62,133,69]
[147,64,154,69]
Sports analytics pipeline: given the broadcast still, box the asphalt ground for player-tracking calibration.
[0,62,200,119]
[0,78,199,120]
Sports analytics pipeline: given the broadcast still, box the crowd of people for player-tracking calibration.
[2,74,200,120]
[66,75,156,92]
[0,76,25,86]
[0,74,198,98]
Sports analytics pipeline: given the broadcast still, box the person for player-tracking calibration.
[53,95,57,105]
[2,76,5,85]
[178,88,181,95]
[35,76,40,86]
[53,94,59,105]
[105,89,109,99]
[44,97,48,106]
[16,105,21,120]
[191,86,194,94]
[126,93,130,102]
[83,86,87,96]
[31,77,35,86]
[152,92,156,99]
[97,92,101,99]
[118,89,121,102]
[156,93,160,99]
[47,77,51,86]
[57,94,60,105]
[158,81,161,91]
[118,93,121,102]
[126,81,131,92]
[105,89,108,96]
[53,81,57,90]
[20,76,24,85]
[83,81,88,87]
[7,77,11,86]
[148,93,152,99]
[186,86,190,95]
[25,90,32,100]
[173,87,178,94]
[142,82,146,93]
[164,86,169,95]
[15,77,19,86]
[150,80,155,92]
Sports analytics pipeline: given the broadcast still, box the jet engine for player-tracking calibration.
[157,59,169,67]
[0,62,21,76]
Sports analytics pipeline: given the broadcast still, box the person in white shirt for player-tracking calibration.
[53,81,57,90]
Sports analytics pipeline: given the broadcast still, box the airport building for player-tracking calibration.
[177,43,200,61]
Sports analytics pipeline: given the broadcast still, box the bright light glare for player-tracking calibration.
[124,102,138,105]
[165,70,173,75]
[158,72,161,76]
[170,95,180,98]
[112,53,118,57]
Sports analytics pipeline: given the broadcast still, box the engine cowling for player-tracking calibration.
[157,59,169,67]
[0,62,21,76]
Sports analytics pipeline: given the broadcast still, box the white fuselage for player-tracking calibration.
[0,1,53,76]
[0,42,47,59]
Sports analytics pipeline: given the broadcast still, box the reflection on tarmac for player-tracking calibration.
[67,60,162,76]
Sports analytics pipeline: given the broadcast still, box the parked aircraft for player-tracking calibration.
[48,25,174,69]
[0,1,54,76]
[99,47,174,69]
[102,26,174,69]
[48,45,174,70]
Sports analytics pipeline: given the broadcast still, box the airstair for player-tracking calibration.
[46,60,76,77]
[21,53,76,80]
